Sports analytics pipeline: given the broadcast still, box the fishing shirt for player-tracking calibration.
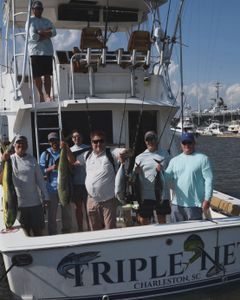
[70,144,89,185]
[27,16,57,56]
[164,151,213,207]
[84,148,120,202]
[11,153,49,208]
[134,149,170,201]
[39,148,60,194]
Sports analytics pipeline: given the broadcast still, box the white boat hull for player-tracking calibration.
[2,209,240,299]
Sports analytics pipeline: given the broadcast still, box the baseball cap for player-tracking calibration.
[181,132,195,143]
[48,132,59,141]
[144,131,157,141]
[32,1,43,9]
[14,135,28,145]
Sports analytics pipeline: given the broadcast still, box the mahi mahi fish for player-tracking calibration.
[58,143,73,206]
[1,141,18,228]
[115,163,126,204]
[57,251,100,281]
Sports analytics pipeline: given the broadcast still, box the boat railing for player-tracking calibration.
[68,47,150,99]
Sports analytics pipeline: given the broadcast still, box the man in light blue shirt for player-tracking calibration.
[27,1,57,102]
[164,132,213,222]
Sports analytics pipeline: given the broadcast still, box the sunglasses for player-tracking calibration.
[145,137,156,142]
[182,141,193,145]
[49,138,59,142]
[92,139,104,144]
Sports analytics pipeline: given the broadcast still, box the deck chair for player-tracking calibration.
[119,30,151,69]
[127,30,151,54]
[80,27,104,50]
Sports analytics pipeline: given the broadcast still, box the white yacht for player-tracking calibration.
[1,1,240,300]
[199,121,227,136]
[227,120,240,134]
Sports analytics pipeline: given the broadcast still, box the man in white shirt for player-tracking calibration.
[85,131,124,230]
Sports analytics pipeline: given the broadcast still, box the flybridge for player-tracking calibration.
[4,0,167,30]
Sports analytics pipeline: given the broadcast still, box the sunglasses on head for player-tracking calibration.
[182,141,193,145]
[92,139,104,144]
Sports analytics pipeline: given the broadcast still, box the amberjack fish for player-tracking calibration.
[154,159,164,203]
[115,163,126,204]
[132,163,142,205]
[1,139,18,228]
[58,143,73,206]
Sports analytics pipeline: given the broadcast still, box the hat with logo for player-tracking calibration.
[144,131,157,141]
[14,135,28,145]
[32,1,43,9]
[181,132,195,143]
[48,132,59,141]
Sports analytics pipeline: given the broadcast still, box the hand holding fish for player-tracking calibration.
[1,151,10,161]
[119,148,133,164]
[202,200,210,212]
[134,163,141,174]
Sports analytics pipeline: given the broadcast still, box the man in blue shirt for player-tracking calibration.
[164,132,213,222]
[40,132,72,235]
[27,1,57,102]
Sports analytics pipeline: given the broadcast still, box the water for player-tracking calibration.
[1,136,240,299]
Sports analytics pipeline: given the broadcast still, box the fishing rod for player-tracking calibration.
[118,94,127,148]
[127,94,145,175]
[168,0,185,61]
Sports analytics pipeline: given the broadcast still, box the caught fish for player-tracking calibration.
[154,159,163,203]
[132,163,142,205]
[58,143,73,206]
[57,251,100,283]
[115,163,126,204]
[1,140,18,228]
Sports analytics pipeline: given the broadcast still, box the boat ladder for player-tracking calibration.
[11,0,31,99]
[32,58,63,162]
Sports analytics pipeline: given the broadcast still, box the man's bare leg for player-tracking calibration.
[44,75,52,101]
[34,77,44,102]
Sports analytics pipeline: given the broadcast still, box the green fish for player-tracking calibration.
[57,143,73,206]
[1,144,18,228]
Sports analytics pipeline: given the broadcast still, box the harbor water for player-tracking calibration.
[1,135,240,299]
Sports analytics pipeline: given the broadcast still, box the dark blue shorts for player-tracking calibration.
[31,55,53,78]
[138,199,171,218]
[18,204,45,234]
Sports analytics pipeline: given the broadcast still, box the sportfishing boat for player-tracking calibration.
[171,116,196,134]
[198,121,227,136]
[227,120,240,134]
[1,1,240,300]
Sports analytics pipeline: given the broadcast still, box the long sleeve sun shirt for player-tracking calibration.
[164,151,213,208]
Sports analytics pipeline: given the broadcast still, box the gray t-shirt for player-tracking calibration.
[11,153,49,207]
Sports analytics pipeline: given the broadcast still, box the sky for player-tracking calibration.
[1,0,240,111]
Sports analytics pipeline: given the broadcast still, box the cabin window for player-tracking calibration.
[31,111,113,155]
[58,4,100,22]
[128,110,157,155]
[103,7,138,22]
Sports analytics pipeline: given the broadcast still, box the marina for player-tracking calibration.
[1,1,240,300]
